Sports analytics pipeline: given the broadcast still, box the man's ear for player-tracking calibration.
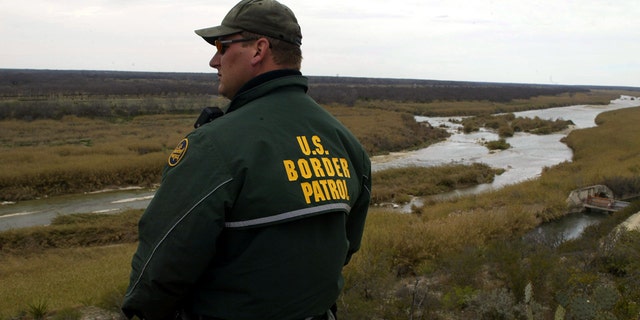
[251,38,270,65]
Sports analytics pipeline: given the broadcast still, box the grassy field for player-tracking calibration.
[0,115,191,201]
[1,244,136,316]
[1,92,640,319]
[0,212,142,318]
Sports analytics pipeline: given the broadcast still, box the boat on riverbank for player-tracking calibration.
[566,184,630,213]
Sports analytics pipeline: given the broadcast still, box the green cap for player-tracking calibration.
[195,0,302,46]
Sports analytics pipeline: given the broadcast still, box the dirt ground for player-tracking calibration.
[78,306,124,320]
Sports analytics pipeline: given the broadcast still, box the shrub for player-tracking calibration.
[27,299,49,320]
[484,138,511,150]
[442,285,477,310]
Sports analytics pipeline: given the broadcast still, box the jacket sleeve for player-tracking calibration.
[121,132,236,319]
[344,151,371,266]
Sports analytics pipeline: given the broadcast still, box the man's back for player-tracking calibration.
[123,73,370,320]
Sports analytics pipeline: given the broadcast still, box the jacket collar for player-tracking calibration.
[226,69,307,114]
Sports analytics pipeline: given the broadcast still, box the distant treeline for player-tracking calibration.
[309,82,583,105]
[1,69,637,120]
[1,69,592,99]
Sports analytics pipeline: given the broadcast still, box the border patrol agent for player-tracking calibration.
[121,1,371,319]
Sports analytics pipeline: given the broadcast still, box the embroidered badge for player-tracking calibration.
[168,138,188,167]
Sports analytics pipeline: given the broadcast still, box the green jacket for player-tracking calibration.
[122,71,371,320]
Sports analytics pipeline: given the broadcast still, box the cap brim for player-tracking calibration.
[194,25,243,45]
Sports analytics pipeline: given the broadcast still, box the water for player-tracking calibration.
[1,96,639,232]
[524,211,608,245]
[373,96,640,191]
[0,188,155,231]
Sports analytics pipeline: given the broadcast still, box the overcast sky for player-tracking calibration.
[2,0,639,87]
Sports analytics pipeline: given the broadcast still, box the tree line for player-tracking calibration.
[0,68,626,120]
[2,68,591,99]
[308,83,588,106]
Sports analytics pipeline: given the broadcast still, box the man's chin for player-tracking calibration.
[217,86,229,99]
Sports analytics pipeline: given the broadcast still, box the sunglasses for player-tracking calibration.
[214,38,258,55]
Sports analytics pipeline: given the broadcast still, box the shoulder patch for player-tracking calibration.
[168,138,188,167]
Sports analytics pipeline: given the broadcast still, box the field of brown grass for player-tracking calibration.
[0,105,447,201]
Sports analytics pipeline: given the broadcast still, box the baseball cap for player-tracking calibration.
[195,0,302,46]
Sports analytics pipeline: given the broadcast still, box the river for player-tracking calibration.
[0,188,155,231]
[372,96,640,187]
[1,96,639,232]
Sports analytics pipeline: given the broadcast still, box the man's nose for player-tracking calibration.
[209,52,221,69]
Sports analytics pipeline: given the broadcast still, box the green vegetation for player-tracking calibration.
[484,138,511,150]
[460,113,573,137]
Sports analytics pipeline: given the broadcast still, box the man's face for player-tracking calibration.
[209,34,256,99]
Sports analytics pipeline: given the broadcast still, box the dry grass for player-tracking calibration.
[0,115,193,200]
[0,244,136,318]
[0,211,141,254]
[0,106,445,201]
[357,90,636,116]
[371,163,501,204]
[0,211,142,318]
